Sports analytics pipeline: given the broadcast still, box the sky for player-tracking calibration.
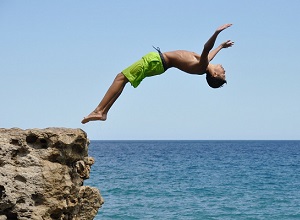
[1,0,300,140]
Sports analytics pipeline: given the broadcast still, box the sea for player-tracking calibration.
[85,140,300,220]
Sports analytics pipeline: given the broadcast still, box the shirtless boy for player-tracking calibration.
[81,23,234,124]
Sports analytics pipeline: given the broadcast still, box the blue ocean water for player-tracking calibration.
[85,141,300,220]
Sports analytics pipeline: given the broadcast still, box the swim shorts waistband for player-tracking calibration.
[152,46,168,71]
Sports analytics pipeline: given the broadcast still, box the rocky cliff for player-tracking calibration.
[0,128,104,220]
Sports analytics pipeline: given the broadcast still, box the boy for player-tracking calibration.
[81,24,234,124]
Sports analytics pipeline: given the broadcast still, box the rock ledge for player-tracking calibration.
[0,128,103,220]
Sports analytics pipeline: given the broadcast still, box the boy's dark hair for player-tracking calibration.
[206,74,227,89]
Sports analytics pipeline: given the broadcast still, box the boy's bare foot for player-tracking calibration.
[81,111,107,124]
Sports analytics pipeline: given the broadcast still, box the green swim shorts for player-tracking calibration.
[122,52,165,88]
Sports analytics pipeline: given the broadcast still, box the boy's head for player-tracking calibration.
[206,64,227,88]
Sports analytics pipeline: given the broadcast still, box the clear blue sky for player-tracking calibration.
[1,0,300,140]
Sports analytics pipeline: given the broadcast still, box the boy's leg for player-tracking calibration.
[81,73,129,124]
[102,81,126,117]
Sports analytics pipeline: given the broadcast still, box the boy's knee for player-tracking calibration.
[116,72,128,83]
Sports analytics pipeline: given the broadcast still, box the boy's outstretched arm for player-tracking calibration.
[199,24,233,67]
[208,40,234,61]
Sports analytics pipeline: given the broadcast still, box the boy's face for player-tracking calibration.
[214,64,226,80]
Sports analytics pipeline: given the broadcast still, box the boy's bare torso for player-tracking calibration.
[163,50,205,75]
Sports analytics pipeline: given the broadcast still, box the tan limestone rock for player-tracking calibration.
[0,128,104,220]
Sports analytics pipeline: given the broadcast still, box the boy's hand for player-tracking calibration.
[221,40,234,48]
[216,24,232,33]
